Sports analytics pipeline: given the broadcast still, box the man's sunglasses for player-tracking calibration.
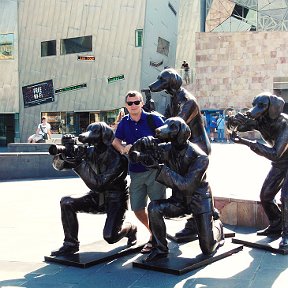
[126,100,141,106]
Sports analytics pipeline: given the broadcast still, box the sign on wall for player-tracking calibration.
[0,33,14,60]
[77,55,95,61]
[55,83,87,94]
[108,74,125,84]
[22,79,55,108]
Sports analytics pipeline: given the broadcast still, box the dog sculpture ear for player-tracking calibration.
[167,69,182,91]
[269,95,285,119]
[100,122,114,145]
[177,120,191,145]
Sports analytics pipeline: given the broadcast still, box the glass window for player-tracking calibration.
[41,40,56,57]
[135,29,143,47]
[60,35,92,55]
[157,37,170,56]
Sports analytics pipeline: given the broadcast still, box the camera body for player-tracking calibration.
[49,134,87,159]
[129,138,164,167]
[226,113,250,133]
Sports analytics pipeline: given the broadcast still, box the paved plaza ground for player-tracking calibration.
[0,143,287,287]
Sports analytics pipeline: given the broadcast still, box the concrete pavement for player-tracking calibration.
[0,143,287,287]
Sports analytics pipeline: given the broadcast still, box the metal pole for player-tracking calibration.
[200,0,207,32]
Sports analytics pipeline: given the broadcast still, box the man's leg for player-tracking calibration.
[130,170,166,242]
[134,208,150,232]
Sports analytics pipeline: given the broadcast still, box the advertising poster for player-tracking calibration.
[0,33,14,60]
[22,80,55,108]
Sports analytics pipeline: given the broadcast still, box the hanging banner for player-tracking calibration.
[22,79,55,108]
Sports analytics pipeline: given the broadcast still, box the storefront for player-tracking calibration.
[0,113,18,146]
[42,109,121,135]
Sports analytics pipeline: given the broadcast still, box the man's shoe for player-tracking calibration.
[127,225,137,247]
[143,248,168,263]
[50,244,79,256]
[257,224,282,236]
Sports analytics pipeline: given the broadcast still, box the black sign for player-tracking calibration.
[22,79,54,108]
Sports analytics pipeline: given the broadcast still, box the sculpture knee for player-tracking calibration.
[103,227,119,244]
[200,239,216,255]
[103,233,117,244]
[60,196,74,208]
[148,201,162,218]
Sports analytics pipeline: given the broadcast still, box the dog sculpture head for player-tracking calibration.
[155,117,191,146]
[149,68,182,95]
[78,122,114,146]
[247,92,285,120]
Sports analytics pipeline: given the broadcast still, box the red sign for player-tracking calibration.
[77,55,95,61]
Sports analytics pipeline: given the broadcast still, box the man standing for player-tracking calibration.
[112,90,166,254]
[216,113,225,142]
[181,60,190,85]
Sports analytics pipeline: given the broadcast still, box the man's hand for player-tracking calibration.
[122,144,132,155]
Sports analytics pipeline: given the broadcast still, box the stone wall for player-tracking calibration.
[193,31,288,110]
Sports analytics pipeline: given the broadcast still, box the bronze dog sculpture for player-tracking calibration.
[149,68,212,238]
[50,122,137,256]
[149,68,210,155]
[129,117,224,262]
[229,92,288,249]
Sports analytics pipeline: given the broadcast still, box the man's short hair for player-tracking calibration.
[125,91,143,103]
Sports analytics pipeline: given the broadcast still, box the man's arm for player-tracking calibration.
[47,124,52,137]
[112,137,132,155]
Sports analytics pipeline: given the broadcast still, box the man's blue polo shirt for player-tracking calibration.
[115,110,165,173]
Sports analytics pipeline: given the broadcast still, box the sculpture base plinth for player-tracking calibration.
[232,234,288,255]
[133,240,243,275]
[45,239,145,268]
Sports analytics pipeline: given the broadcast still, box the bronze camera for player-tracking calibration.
[49,134,87,159]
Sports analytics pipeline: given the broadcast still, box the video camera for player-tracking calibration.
[226,113,250,133]
[49,134,87,160]
[129,137,163,167]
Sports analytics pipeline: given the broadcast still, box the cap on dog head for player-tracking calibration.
[149,68,182,95]
[155,117,191,146]
[78,122,114,146]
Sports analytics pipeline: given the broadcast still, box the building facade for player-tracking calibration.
[193,0,288,115]
[0,0,179,145]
